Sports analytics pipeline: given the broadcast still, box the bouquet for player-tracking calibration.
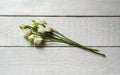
[19,19,106,57]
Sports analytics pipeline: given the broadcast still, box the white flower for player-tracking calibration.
[28,34,37,43]
[23,29,31,38]
[34,38,43,45]
[38,26,46,33]
[39,18,47,25]
[45,26,52,32]
[28,34,34,40]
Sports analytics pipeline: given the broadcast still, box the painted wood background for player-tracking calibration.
[0,0,120,75]
[0,0,120,15]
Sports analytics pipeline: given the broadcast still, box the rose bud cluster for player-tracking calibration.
[20,19,52,45]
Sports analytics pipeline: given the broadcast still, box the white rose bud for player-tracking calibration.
[23,29,31,38]
[38,26,46,33]
[28,34,37,43]
[34,38,43,45]
[39,18,47,25]
[45,26,52,32]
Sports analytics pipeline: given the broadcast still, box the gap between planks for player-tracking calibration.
[0,15,120,17]
[0,46,120,47]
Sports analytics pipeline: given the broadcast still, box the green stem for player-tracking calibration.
[63,36,106,57]
[53,29,106,57]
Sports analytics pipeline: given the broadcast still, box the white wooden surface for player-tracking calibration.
[0,47,120,75]
[0,0,120,15]
[0,0,120,75]
[0,17,120,46]
[0,17,120,75]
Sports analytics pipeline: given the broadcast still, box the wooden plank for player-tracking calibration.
[0,17,119,46]
[0,47,120,75]
[0,0,120,15]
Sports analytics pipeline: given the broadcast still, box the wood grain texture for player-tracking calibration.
[0,47,120,75]
[0,0,120,15]
[0,17,119,46]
